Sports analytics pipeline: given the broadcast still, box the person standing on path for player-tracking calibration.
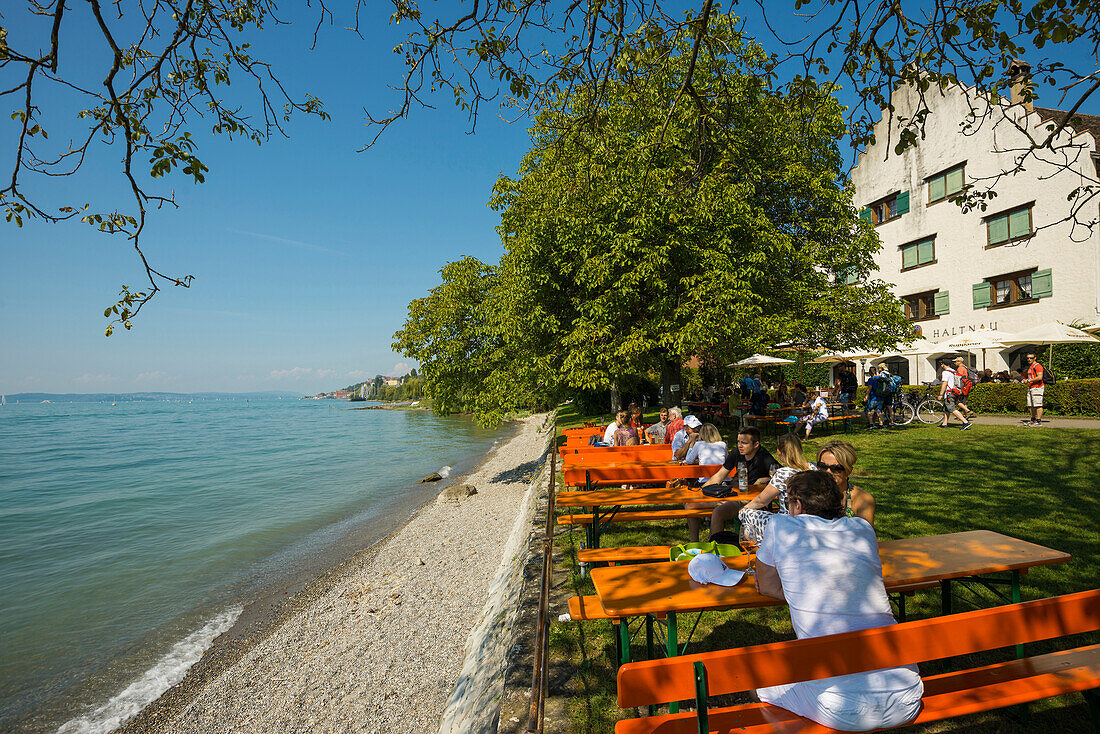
[938,360,973,430]
[1025,352,1045,426]
[953,357,976,419]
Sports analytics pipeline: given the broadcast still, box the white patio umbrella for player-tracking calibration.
[1000,322,1100,371]
[727,353,796,367]
[934,328,1013,370]
[1001,322,1100,346]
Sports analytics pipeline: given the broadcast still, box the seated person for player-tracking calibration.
[685,426,774,541]
[664,406,684,444]
[683,423,728,466]
[601,413,619,445]
[710,432,811,539]
[611,409,639,446]
[749,470,923,731]
[790,382,807,407]
[645,407,670,444]
[671,415,702,459]
[628,403,644,430]
[796,390,829,438]
[817,440,875,524]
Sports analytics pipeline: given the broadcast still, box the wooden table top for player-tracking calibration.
[557,487,757,507]
[590,530,1070,617]
[562,455,677,468]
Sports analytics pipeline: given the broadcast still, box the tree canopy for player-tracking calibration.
[395,22,912,422]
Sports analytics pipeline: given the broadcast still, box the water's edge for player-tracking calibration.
[111,420,522,734]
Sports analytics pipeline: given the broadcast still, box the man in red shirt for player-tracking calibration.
[1025,352,1045,426]
[664,406,684,444]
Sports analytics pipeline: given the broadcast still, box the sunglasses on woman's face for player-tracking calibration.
[820,463,846,473]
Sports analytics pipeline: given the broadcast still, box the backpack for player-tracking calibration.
[873,376,892,398]
[1042,364,1055,385]
[957,366,974,396]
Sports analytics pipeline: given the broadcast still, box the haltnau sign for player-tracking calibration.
[927,322,999,341]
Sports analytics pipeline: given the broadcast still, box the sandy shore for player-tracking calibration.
[141,413,551,734]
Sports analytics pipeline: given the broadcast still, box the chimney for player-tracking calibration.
[1007,59,1033,112]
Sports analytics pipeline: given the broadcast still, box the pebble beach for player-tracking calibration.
[128,412,552,734]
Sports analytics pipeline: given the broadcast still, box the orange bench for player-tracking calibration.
[615,589,1100,733]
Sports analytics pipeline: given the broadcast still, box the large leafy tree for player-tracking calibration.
[485,22,910,406]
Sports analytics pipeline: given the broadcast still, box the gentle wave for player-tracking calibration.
[438,465,452,478]
[57,605,243,734]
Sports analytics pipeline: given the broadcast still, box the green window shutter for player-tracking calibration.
[902,244,918,269]
[934,290,950,315]
[929,176,945,202]
[859,207,873,223]
[917,238,935,265]
[946,167,964,196]
[895,190,910,214]
[988,214,1009,245]
[972,282,992,308]
[1009,208,1031,239]
[1032,268,1053,298]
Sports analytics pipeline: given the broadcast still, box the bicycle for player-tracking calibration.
[912,384,945,424]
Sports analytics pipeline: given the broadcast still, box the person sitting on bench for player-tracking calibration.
[710,432,812,541]
[751,470,923,731]
[684,426,774,541]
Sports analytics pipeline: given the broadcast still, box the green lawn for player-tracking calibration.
[548,405,1100,732]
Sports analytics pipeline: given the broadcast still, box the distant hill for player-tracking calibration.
[4,391,303,403]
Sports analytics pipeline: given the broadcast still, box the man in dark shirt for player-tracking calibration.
[685,426,776,541]
[837,365,857,405]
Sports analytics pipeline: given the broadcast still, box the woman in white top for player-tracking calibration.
[753,470,923,730]
[683,423,727,466]
[797,390,829,438]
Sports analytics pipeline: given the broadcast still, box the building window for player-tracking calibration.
[863,191,910,225]
[860,191,910,225]
[902,289,947,321]
[900,236,935,271]
[926,163,965,204]
[986,204,1033,247]
[973,268,1052,309]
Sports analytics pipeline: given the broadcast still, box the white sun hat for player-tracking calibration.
[687,553,746,587]
[683,415,703,428]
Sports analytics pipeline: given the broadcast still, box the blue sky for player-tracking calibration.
[2,3,1095,395]
[0,3,537,394]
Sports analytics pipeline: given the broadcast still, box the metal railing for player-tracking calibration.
[526,424,557,733]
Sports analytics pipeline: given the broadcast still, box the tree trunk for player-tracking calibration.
[660,358,683,408]
[610,382,622,413]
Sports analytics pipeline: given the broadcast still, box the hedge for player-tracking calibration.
[842,380,1100,417]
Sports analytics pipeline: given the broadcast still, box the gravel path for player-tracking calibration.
[154,413,551,734]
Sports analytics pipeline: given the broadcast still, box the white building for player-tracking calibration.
[850,64,1100,384]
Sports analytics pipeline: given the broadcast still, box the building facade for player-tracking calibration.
[850,73,1100,383]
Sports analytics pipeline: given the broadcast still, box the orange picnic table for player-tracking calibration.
[588,529,1070,665]
[560,443,671,459]
[557,485,756,549]
[562,462,721,490]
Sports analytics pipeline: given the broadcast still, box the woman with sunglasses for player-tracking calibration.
[816,440,874,524]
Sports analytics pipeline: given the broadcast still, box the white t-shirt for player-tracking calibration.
[670,429,689,458]
[603,421,617,445]
[684,440,727,466]
[941,368,957,391]
[810,396,828,419]
[755,514,923,730]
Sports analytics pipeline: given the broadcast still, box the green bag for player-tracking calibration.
[669,541,742,562]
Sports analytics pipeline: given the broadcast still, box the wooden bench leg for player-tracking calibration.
[941,579,952,615]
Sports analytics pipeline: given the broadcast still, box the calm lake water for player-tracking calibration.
[0,398,504,733]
